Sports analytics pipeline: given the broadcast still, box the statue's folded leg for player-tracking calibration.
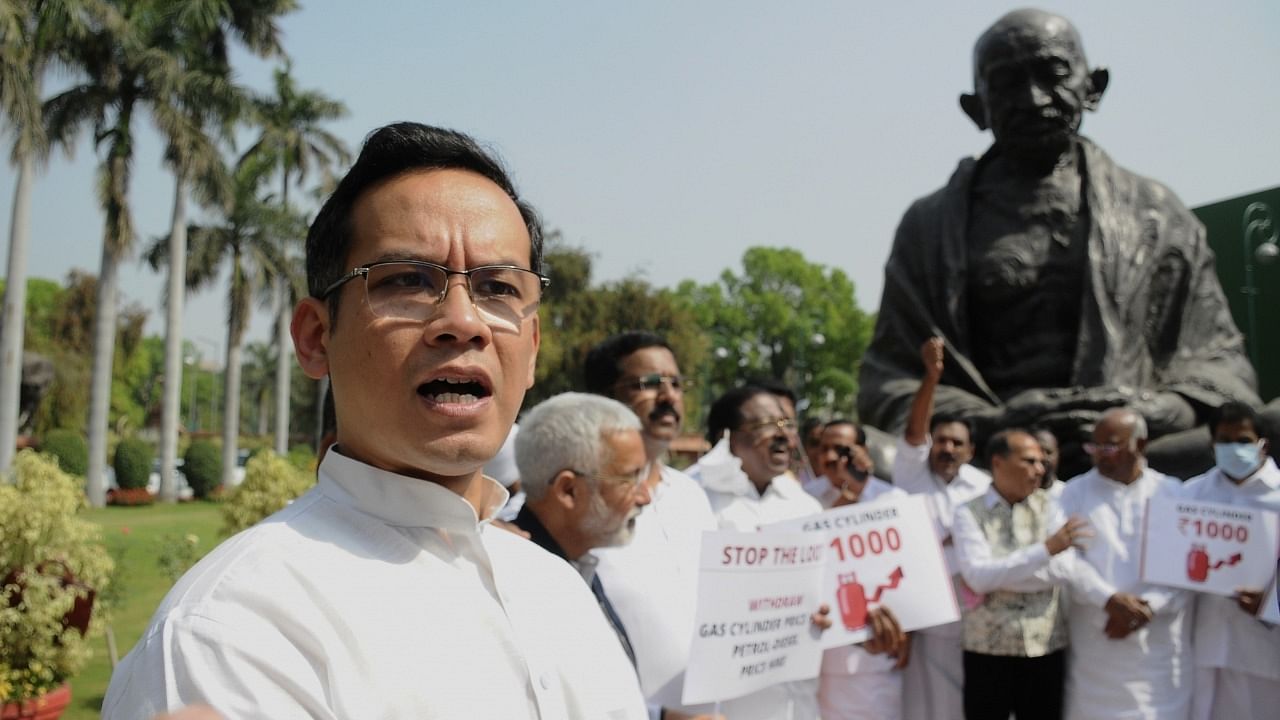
[1145,426,1214,480]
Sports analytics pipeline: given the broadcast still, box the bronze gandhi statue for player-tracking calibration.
[857,8,1260,478]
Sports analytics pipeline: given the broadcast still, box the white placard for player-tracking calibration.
[1140,494,1280,597]
[767,494,959,648]
[682,530,826,705]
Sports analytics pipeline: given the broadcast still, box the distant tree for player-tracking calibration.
[530,236,709,419]
[147,159,296,489]
[674,247,873,418]
[239,64,349,454]
[0,0,98,474]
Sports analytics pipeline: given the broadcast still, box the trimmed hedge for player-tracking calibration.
[183,440,222,499]
[113,437,153,490]
[41,429,88,476]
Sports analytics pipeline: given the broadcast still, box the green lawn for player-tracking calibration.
[66,503,224,720]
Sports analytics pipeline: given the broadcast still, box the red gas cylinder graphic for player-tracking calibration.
[1187,544,1209,583]
[837,572,869,630]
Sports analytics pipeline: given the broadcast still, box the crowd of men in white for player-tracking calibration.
[98,123,1278,720]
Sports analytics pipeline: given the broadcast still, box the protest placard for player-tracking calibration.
[682,529,826,705]
[767,494,959,648]
[1140,494,1280,597]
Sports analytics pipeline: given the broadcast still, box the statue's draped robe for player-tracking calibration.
[858,139,1259,433]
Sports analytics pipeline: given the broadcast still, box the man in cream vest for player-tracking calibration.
[952,429,1090,719]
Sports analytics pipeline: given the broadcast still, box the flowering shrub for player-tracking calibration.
[220,451,314,537]
[156,534,203,583]
[0,450,113,702]
[106,488,155,506]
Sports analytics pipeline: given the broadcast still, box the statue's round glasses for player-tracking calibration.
[321,260,550,331]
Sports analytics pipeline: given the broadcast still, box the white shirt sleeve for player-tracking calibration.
[953,502,1055,594]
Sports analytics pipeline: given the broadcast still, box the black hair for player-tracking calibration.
[583,331,674,396]
[706,385,772,443]
[799,416,825,448]
[824,418,866,446]
[1208,401,1271,439]
[748,376,797,409]
[306,122,544,320]
[929,412,975,444]
[984,428,1033,464]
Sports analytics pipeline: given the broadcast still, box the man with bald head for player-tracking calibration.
[859,8,1258,480]
[1057,407,1192,719]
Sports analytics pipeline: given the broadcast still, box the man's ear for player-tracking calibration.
[550,469,581,510]
[1084,67,1110,111]
[292,297,331,381]
[960,93,988,130]
[1135,436,1149,456]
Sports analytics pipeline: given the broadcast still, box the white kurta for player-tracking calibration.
[891,436,990,720]
[102,450,647,720]
[819,480,908,720]
[1181,458,1280,719]
[594,465,719,713]
[688,443,825,720]
[1057,466,1192,720]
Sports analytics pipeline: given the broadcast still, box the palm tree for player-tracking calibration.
[0,0,98,476]
[148,156,297,489]
[43,1,220,504]
[152,0,294,502]
[241,65,348,454]
[240,340,276,436]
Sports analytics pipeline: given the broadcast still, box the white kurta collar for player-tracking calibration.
[319,448,510,531]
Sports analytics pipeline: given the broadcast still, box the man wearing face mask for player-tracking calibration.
[1181,401,1280,719]
[583,333,720,717]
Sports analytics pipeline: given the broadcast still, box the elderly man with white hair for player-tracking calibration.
[1058,407,1192,719]
[513,393,720,720]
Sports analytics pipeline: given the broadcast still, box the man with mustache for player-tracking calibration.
[893,338,990,720]
[103,123,646,718]
[858,7,1258,481]
[583,332,721,718]
[687,386,827,719]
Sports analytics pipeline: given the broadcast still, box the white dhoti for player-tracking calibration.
[901,625,963,720]
[1192,668,1280,720]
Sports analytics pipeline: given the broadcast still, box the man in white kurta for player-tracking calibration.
[584,332,720,716]
[103,452,646,719]
[807,420,911,720]
[1058,408,1192,720]
[102,123,646,719]
[893,338,991,720]
[1181,402,1280,720]
[688,387,825,720]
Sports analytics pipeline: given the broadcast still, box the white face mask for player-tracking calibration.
[1213,442,1265,480]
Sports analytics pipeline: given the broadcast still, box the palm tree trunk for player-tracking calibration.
[273,168,291,454]
[0,152,35,477]
[86,242,120,508]
[256,384,269,436]
[158,171,188,502]
[221,326,242,489]
[273,279,290,454]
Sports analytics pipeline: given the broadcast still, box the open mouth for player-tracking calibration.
[417,374,492,405]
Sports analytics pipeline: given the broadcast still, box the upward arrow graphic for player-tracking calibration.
[870,566,905,603]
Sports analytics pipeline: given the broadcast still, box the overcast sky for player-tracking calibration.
[2,0,1277,360]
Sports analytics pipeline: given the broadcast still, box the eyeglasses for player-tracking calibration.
[320,260,550,331]
[1083,441,1133,456]
[572,468,646,491]
[613,374,689,395]
[737,417,796,436]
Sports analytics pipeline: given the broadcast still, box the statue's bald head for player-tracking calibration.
[973,9,1088,88]
[959,8,1109,158]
